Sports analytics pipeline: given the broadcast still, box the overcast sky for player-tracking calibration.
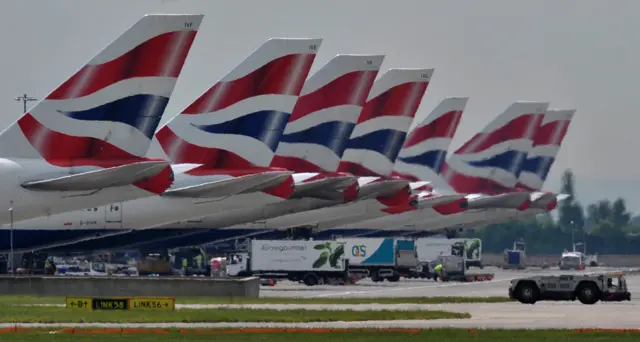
[2,0,637,213]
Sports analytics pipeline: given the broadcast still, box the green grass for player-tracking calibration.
[0,307,467,323]
[0,329,636,341]
[0,295,511,306]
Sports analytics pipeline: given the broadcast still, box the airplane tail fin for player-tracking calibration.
[442,101,548,194]
[392,97,469,181]
[0,14,203,165]
[153,37,322,168]
[270,54,384,172]
[337,68,434,177]
[518,109,575,191]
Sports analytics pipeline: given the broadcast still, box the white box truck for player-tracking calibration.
[225,240,348,286]
[416,238,483,269]
[339,238,418,282]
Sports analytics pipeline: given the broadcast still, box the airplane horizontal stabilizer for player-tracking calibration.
[162,171,293,198]
[356,179,410,200]
[415,194,468,209]
[22,161,169,191]
[466,192,531,210]
[290,176,357,200]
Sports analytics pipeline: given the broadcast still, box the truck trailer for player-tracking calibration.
[340,238,418,282]
[415,238,483,269]
[225,240,348,286]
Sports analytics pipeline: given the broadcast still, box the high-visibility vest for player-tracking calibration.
[434,264,443,273]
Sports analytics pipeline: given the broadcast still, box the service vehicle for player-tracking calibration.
[559,242,598,269]
[431,255,495,282]
[509,272,631,304]
[415,238,483,269]
[340,238,418,282]
[503,240,527,269]
[226,239,349,286]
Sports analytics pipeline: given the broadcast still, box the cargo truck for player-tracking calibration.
[340,238,418,282]
[415,238,483,269]
[225,240,349,286]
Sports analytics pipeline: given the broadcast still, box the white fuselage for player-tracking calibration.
[6,164,288,230]
[385,191,551,232]
[174,176,399,231]
[222,197,393,231]
[373,207,546,233]
[0,158,161,225]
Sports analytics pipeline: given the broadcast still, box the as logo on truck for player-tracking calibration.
[352,245,367,257]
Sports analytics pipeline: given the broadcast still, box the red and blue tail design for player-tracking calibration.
[0,14,203,168]
[517,109,575,191]
[441,101,548,194]
[153,38,322,168]
[337,68,434,177]
[270,55,384,172]
[392,97,469,182]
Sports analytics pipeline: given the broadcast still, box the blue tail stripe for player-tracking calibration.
[191,110,290,152]
[522,156,554,180]
[465,150,528,175]
[346,129,408,162]
[279,121,355,156]
[60,94,169,139]
[398,149,448,173]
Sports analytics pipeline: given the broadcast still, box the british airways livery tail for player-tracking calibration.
[337,69,434,177]
[393,97,469,182]
[0,14,199,166]
[441,101,548,195]
[518,108,575,211]
[152,38,321,169]
[401,108,575,237]
[270,54,384,173]
[518,109,575,191]
[0,14,202,225]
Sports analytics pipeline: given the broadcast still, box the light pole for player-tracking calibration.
[570,220,575,247]
[9,206,13,276]
[14,94,37,114]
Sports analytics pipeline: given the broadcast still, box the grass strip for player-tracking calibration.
[0,307,467,323]
[0,328,636,341]
[0,295,510,306]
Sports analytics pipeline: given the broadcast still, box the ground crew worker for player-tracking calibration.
[44,259,51,275]
[434,263,443,281]
[182,257,188,275]
[195,254,203,270]
[44,258,55,275]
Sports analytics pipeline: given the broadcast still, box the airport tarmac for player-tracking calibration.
[12,266,640,330]
[260,266,640,298]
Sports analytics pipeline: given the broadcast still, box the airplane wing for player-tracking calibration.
[162,171,293,198]
[21,161,169,191]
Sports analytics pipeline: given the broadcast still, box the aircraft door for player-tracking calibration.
[105,203,123,228]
